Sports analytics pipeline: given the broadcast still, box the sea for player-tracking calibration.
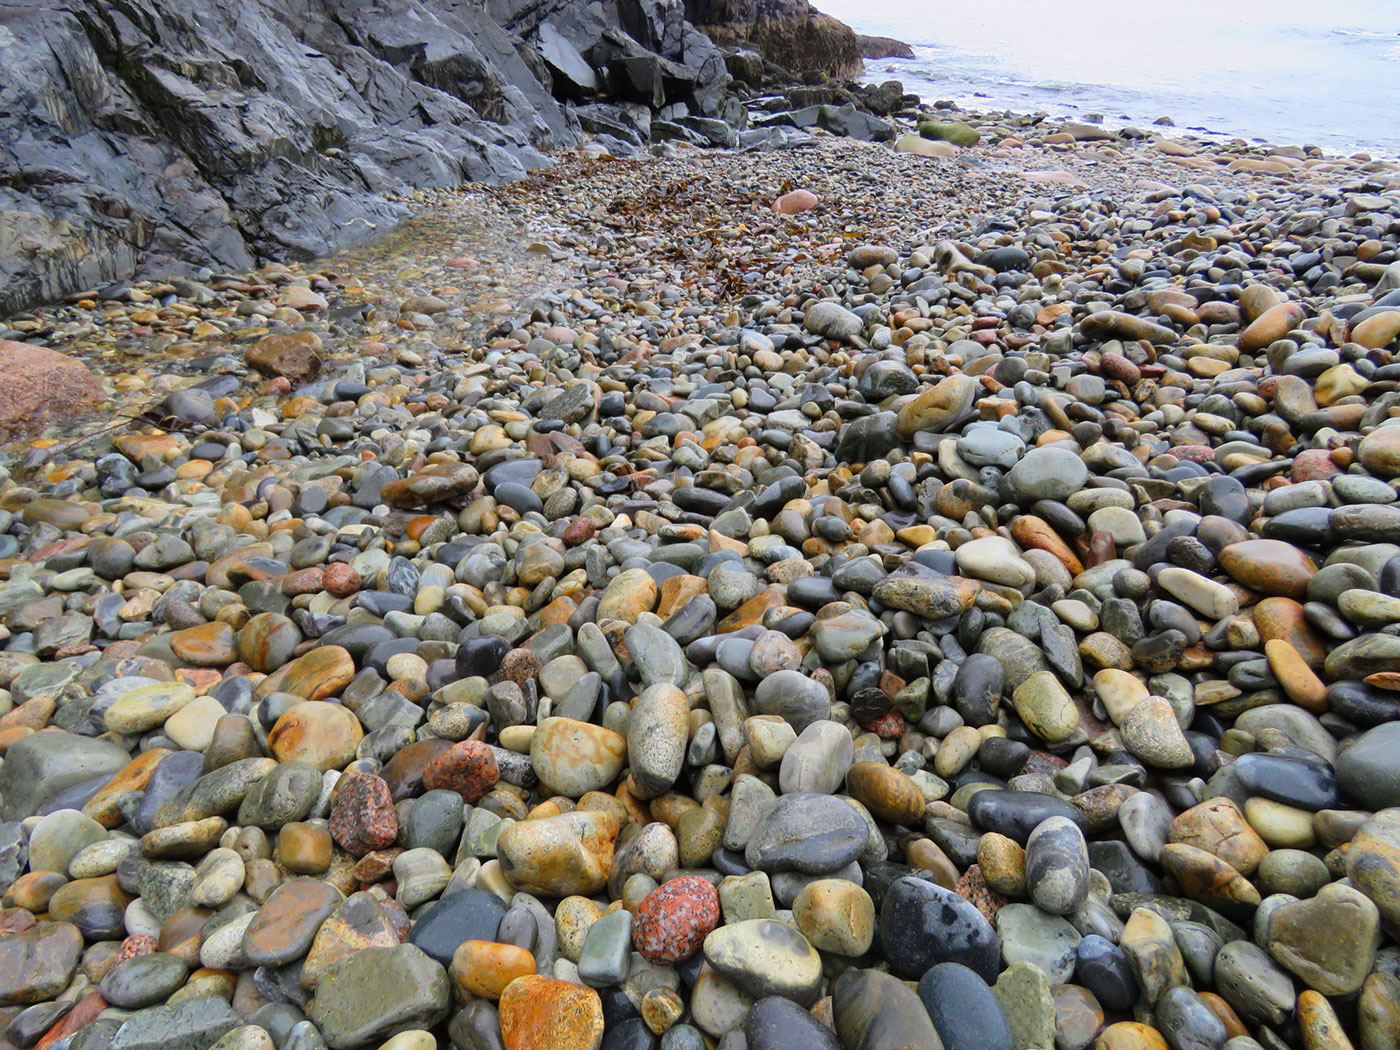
[813,0,1400,158]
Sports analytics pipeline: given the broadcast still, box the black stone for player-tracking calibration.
[977,737,1029,779]
[1232,752,1338,811]
[966,789,1088,845]
[456,634,511,679]
[953,653,1003,727]
[745,996,841,1050]
[917,962,1013,1050]
[878,876,1000,981]
[600,1018,657,1050]
[1075,934,1138,1011]
[409,889,507,965]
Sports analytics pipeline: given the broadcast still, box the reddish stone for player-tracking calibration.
[859,709,906,740]
[772,189,818,214]
[380,737,453,801]
[562,519,596,546]
[633,876,720,965]
[1023,750,1070,776]
[0,340,105,441]
[499,649,542,686]
[1171,445,1215,464]
[351,848,403,883]
[1100,352,1141,384]
[1290,448,1342,483]
[954,863,1006,924]
[323,563,362,597]
[245,331,324,384]
[422,740,499,803]
[116,935,158,962]
[281,567,325,596]
[36,990,107,1050]
[329,772,398,856]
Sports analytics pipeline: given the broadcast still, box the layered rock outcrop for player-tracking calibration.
[683,0,864,80]
[0,0,730,313]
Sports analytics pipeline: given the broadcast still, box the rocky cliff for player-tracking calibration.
[683,0,864,81]
[0,0,730,314]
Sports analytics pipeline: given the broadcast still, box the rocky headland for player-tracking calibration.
[1,8,1400,1050]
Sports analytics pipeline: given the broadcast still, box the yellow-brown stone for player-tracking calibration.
[1169,797,1268,876]
[844,762,926,825]
[451,939,536,999]
[1298,990,1353,1050]
[277,822,334,874]
[268,701,364,772]
[1219,540,1316,600]
[716,589,784,633]
[84,749,169,828]
[1264,639,1326,711]
[1093,1022,1170,1050]
[499,975,604,1050]
[977,832,1027,898]
[1253,597,1327,669]
[1160,843,1259,918]
[496,811,618,897]
[255,645,355,701]
[169,622,238,667]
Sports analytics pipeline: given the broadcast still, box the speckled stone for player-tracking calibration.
[498,975,604,1050]
[329,772,398,856]
[634,876,721,965]
[421,740,499,803]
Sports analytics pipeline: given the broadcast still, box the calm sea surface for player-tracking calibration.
[814,0,1400,157]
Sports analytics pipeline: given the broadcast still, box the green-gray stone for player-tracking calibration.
[307,944,450,1050]
[0,731,130,822]
[109,995,240,1050]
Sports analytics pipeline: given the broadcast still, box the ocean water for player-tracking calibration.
[813,0,1400,157]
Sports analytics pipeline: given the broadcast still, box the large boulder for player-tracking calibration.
[0,340,105,441]
[684,0,864,80]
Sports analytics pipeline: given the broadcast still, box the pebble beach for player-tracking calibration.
[1,104,1400,1050]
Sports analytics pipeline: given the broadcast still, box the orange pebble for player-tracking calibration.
[450,939,536,999]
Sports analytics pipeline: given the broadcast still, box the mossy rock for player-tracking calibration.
[919,121,980,147]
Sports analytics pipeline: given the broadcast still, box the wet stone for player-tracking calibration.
[880,875,1000,981]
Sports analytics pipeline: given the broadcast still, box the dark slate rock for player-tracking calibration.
[408,888,507,966]
[917,962,1013,1050]
[745,996,841,1050]
[966,789,1088,845]
[879,876,1000,981]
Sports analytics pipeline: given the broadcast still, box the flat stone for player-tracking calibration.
[746,996,840,1050]
[109,996,240,1050]
[996,903,1082,984]
[308,944,450,1049]
[744,793,869,874]
[833,968,943,1050]
[703,918,822,1004]
[0,732,130,822]
[0,921,83,1006]
[242,877,343,966]
[778,720,853,795]
[1336,721,1400,810]
[1267,882,1381,994]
